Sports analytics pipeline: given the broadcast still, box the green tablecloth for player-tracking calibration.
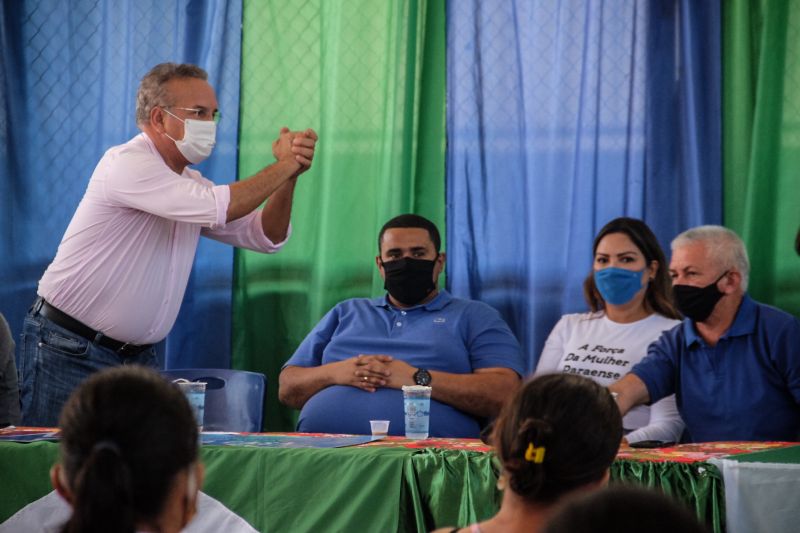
[612,458,724,533]
[5,439,794,532]
[0,441,500,532]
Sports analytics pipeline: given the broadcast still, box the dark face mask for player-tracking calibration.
[673,271,728,322]
[382,257,437,306]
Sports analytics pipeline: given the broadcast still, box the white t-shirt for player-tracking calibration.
[0,490,257,533]
[536,311,684,443]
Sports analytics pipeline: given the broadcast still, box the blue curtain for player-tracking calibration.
[0,0,242,369]
[446,0,721,371]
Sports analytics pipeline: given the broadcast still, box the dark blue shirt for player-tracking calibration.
[284,290,524,437]
[632,295,800,442]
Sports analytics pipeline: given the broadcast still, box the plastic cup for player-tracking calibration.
[173,379,206,432]
[402,385,432,439]
[370,420,390,438]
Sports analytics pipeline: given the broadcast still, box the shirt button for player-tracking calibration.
[401,311,407,315]
[396,322,402,327]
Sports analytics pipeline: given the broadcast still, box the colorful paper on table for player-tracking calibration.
[200,432,376,448]
[617,441,798,463]
[0,427,61,442]
[359,436,493,452]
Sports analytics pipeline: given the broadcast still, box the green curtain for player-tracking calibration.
[611,460,725,533]
[724,0,800,317]
[233,0,446,431]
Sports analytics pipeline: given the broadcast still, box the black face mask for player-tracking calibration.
[382,257,437,306]
[673,271,728,322]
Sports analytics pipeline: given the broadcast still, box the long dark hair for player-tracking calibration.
[492,374,622,504]
[583,217,680,319]
[58,366,198,533]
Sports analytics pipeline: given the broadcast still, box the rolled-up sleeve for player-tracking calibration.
[202,208,292,253]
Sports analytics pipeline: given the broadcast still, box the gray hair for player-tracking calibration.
[671,225,750,291]
[135,63,208,125]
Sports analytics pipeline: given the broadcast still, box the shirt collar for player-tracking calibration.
[682,293,756,347]
[371,289,452,311]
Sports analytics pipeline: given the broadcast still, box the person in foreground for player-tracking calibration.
[279,214,524,437]
[20,62,317,426]
[0,365,256,533]
[432,373,623,533]
[610,225,800,442]
[535,217,683,444]
[53,366,202,532]
[0,312,20,427]
[543,485,708,533]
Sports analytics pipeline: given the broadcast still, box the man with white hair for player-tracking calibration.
[19,62,318,427]
[610,225,800,442]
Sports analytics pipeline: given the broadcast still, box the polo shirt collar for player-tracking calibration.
[682,293,756,347]
[371,289,452,311]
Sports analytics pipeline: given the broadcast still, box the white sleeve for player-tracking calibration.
[625,394,685,443]
[535,316,570,374]
[103,151,228,229]
[202,209,291,253]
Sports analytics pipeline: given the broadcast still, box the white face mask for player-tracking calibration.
[163,108,216,164]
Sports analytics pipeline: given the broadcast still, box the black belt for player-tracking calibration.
[36,298,152,357]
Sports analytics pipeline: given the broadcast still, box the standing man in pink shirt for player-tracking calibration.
[19,63,317,426]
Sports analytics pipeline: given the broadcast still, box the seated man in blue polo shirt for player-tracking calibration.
[610,225,800,442]
[278,214,524,437]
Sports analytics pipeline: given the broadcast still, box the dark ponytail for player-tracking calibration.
[66,442,136,533]
[58,366,198,533]
[504,417,553,497]
[493,374,622,504]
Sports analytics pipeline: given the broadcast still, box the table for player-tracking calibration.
[710,446,800,533]
[0,433,499,533]
[1,430,799,532]
[613,441,800,533]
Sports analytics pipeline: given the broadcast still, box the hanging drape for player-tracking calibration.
[0,0,242,369]
[3,0,797,436]
[723,0,800,317]
[445,0,722,371]
[232,0,446,430]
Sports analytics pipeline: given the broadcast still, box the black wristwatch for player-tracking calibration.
[413,368,432,386]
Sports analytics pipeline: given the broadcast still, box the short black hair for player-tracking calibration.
[544,485,709,533]
[378,214,441,253]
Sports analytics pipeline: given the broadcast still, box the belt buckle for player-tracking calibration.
[117,343,136,357]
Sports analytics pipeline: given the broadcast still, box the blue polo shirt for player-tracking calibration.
[284,290,524,437]
[632,295,800,442]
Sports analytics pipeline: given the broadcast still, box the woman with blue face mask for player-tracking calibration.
[535,217,684,444]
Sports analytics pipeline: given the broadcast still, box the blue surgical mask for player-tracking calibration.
[594,267,646,305]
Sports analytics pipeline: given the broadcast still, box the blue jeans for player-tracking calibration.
[18,304,158,427]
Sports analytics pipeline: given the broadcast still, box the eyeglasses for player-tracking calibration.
[163,106,221,123]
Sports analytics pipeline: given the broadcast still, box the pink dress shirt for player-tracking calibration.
[38,133,288,345]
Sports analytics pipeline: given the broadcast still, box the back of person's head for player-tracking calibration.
[794,225,799,256]
[56,365,199,533]
[583,217,679,319]
[378,213,441,253]
[492,374,622,505]
[672,225,750,291]
[544,485,709,533]
[136,62,208,125]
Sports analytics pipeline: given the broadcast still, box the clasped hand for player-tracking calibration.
[272,127,318,175]
[336,355,415,392]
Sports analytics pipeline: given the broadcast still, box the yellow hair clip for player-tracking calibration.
[524,442,545,463]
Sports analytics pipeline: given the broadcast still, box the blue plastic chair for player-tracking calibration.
[161,369,266,432]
